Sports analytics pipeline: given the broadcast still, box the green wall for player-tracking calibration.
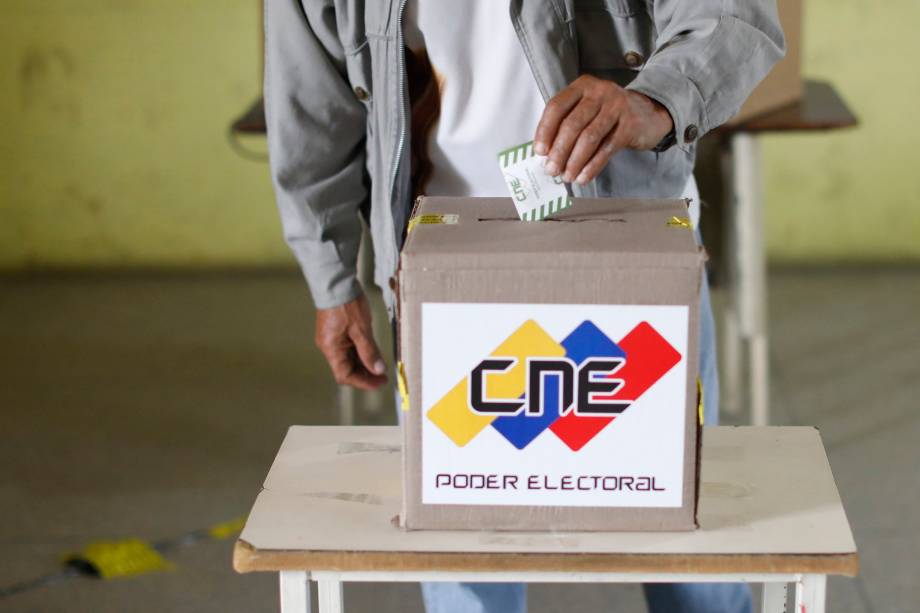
[763,0,920,262]
[0,0,284,268]
[1,0,918,267]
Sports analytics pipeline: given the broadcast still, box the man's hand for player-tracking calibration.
[315,294,387,391]
[534,75,674,185]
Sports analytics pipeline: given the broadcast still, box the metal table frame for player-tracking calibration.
[716,80,858,425]
[278,569,822,613]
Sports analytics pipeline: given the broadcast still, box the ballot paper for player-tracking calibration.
[498,141,573,221]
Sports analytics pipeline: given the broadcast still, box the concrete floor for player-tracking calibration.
[0,268,917,612]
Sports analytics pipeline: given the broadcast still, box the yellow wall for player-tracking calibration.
[763,0,920,262]
[0,0,285,268]
[1,0,918,267]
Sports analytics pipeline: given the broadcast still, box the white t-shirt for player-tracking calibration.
[403,0,700,225]
[403,0,545,197]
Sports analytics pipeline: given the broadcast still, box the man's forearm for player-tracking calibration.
[627,0,785,147]
[265,0,369,309]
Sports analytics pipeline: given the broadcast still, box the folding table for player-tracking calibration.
[233,425,858,613]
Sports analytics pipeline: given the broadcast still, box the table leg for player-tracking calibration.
[761,582,788,613]
[750,335,770,426]
[795,575,827,613]
[721,298,744,416]
[337,385,355,426]
[317,578,344,613]
[279,571,310,613]
[730,133,770,426]
[720,142,743,416]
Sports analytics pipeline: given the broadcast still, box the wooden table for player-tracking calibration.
[233,426,857,613]
[713,80,858,426]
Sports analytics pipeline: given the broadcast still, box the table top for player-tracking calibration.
[716,79,858,135]
[230,96,267,135]
[234,426,858,576]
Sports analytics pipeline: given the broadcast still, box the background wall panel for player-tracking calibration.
[1,0,917,267]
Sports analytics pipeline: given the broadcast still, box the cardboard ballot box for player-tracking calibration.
[397,197,704,531]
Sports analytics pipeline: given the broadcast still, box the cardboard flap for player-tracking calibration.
[402,197,702,272]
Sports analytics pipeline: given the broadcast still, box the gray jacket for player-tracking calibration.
[264,0,784,316]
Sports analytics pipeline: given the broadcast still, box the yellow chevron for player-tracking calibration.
[427,320,565,446]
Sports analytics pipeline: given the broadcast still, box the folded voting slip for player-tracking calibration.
[498,141,573,221]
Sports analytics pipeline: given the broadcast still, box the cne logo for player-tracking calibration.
[468,356,630,417]
[504,174,528,202]
[427,320,681,451]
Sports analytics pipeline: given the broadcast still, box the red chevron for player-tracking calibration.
[549,322,681,451]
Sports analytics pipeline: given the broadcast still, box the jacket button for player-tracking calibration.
[623,51,643,68]
[684,124,699,143]
[354,86,370,101]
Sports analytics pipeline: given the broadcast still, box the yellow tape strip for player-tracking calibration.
[697,377,704,426]
[397,361,410,411]
[667,215,691,229]
[407,213,459,234]
[207,516,246,540]
[65,539,174,579]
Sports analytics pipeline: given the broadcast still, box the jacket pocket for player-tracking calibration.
[573,0,654,72]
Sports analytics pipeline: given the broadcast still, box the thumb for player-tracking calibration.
[350,321,386,377]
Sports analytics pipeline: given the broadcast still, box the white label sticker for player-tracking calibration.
[498,141,572,221]
[421,302,689,508]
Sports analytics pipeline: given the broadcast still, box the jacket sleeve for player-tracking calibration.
[626,0,786,148]
[264,0,367,309]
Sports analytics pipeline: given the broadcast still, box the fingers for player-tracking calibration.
[543,96,602,176]
[563,106,621,184]
[328,350,386,391]
[534,83,584,157]
[315,295,387,392]
[344,347,388,391]
[577,124,630,185]
[323,337,387,391]
[323,344,382,392]
[350,317,387,379]
[536,76,633,181]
